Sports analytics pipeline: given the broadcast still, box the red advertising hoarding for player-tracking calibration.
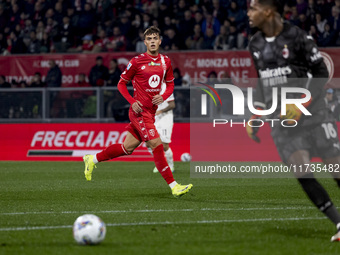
[0,123,189,161]
[2,122,339,162]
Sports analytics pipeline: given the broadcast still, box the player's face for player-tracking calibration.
[144,33,161,55]
[247,0,268,29]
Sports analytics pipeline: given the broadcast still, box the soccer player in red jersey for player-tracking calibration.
[83,26,193,198]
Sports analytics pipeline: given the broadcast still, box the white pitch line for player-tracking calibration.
[0,216,326,232]
[0,206,316,216]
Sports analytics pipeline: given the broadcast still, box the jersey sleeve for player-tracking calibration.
[120,58,138,81]
[299,31,329,101]
[249,39,266,109]
[165,93,175,102]
[300,33,327,74]
[164,58,175,83]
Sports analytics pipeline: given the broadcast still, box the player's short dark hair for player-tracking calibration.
[143,26,161,38]
[258,0,284,15]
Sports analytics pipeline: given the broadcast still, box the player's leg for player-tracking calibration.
[322,156,340,241]
[151,142,175,173]
[152,114,175,172]
[289,150,340,240]
[83,131,140,181]
[323,156,340,186]
[146,137,192,197]
[163,142,174,171]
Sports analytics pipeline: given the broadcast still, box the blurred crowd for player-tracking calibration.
[1,0,340,55]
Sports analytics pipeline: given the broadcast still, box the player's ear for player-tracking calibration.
[264,6,274,17]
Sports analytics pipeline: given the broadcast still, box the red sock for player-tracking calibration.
[96,144,129,162]
[153,144,175,184]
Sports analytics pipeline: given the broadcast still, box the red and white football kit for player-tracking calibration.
[95,52,176,185]
[117,52,175,142]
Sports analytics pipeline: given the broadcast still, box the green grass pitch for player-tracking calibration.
[1,161,340,255]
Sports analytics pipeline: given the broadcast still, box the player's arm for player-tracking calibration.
[118,59,143,113]
[303,34,329,99]
[156,100,175,115]
[247,44,266,143]
[281,32,328,123]
[161,59,175,101]
[152,58,175,105]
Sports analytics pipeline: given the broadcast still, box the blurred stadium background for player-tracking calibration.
[2,0,340,254]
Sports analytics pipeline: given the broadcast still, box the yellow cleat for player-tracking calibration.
[83,155,97,181]
[171,183,193,198]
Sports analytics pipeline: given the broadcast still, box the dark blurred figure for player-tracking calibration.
[27,31,41,53]
[66,73,93,118]
[45,60,62,87]
[54,16,74,52]
[30,72,46,87]
[325,88,340,120]
[8,31,27,54]
[106,26,127,52]
[185,24,204,49]
[173,68,182,86]
[89,56,109,87]
[78,3,95,37]
[178,10,195,43]
[0,75,10,88]
[162,28,180,50]
[107,59,121,86]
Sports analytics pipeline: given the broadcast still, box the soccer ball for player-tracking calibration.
[73,214,106,245]
[180,153,192,162]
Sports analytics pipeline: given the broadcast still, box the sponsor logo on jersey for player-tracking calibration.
[253,51,261,59]
[141,66,145,70]
[310,47,322,62]
[148,74,160,88]
[127,63,132,70]
[145,88,161,92]
[258,66,292,78]
[149,129,155,137]
[282,45,289,59]
[148,62,161,66]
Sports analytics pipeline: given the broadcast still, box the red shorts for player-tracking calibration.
[126,108,160,142]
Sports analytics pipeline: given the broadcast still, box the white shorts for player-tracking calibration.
[155,111,174,143]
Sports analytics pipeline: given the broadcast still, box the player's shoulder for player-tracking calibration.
[249,31,264,50]
[131,53,146,62]
[282,22,306,39]
[160,53,172,63]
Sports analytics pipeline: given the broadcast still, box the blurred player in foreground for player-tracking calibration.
[247,0,340,241]
[148,82,175,173]
[83,26,192,198]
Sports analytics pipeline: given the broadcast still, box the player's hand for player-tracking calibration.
[246,115,261,143]
[132,101,143,113]
[152,95,164,105]
[280,95,312,125]
[155,110,162,116]
[280,104,302,125]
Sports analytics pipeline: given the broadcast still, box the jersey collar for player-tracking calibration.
[145,52,160,61]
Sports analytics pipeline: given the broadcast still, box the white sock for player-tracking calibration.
[164,147,174,169]
[337,222,340,231]
[93,154,98,164]
[169,181,178,189]
[147,147,153,156]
